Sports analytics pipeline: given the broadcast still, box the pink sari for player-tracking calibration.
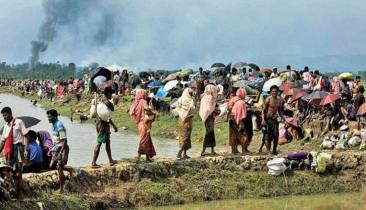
[129,90,156,157]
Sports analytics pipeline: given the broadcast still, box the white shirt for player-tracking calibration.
[1,119,27,145]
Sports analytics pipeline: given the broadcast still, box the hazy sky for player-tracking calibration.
[1,0,366,71]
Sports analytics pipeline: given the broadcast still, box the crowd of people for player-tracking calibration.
[0,64,365,202]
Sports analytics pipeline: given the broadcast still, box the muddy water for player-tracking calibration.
[0,94,198,166]
[141,193,366,210]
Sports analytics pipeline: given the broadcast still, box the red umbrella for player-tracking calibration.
[290,91,308,103]
[259,68,272,74]
[286,117,301,128]
[282,88,299,96]
[166,73,177,81]
[357,103,366,116]
[279,82,292,91]
[319,94,341,106]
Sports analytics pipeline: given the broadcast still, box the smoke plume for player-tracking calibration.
[28,0,116,69]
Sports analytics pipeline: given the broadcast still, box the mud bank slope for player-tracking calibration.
[4,151,366,210]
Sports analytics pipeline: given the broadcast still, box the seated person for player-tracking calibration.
[23,130,43,173]
[37,130,53,168]
[0,164,14,203]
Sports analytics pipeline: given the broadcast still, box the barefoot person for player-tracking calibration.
[0,107,26,200]
[47,109,72,193]
[199,85,220,156]
[129,90,156,164]
[91,87,118,168]
[227,89,249,155]
[261,85,285,156]
[173,88,195,159]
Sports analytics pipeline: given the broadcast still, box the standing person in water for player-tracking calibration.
[199,85,220,156]
[47,109,72,193]
[261,85,285,156]
[173,88,195,159]
[91,87,118,168]
[129,90,156,164]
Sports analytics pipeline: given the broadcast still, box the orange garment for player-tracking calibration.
[129,90,147,125]
[228,89,247,124]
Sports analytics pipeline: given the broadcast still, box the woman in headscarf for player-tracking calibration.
[129,89,156,164]
[302,71,313,90]
[173,88,195,159]
[199,85,220,156]
[37,130,53,168]
[227,89,249,155]
[331,76,340,94]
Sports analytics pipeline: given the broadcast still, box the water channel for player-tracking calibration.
[140,193,366,210]
[0,94,198,166]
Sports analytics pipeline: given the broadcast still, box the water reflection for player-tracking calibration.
[0,94,198,166]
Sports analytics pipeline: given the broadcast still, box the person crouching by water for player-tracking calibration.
[227,89,249,155]
[199,85,220,156]
[129,89,156,164]
[91,87,118,168]
[261,85,286,156]
[0,107,26,200]
[37,130,53,168]
[172,88,195,159]
[23,130,43,173]
[47,109,73,194]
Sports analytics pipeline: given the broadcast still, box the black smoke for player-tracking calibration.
[28,0,116,69]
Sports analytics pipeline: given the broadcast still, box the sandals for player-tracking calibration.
[91,164,101,169]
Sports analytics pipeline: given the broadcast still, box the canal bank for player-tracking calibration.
[4,151,366,209]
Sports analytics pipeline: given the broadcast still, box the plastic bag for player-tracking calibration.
[360,138,366,150]
[97,102,111,122]
[90,99,97,118]
[267,158,287,176]
[315,155,326,173]
[348,136,362,147]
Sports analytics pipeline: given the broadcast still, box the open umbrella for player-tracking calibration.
[165,73,177,81]
[290,91,308,103]
[294,89,311,95]
[291,80,307,88]
[139,72,150,78]
[262,78,282,92]
[302,91,329,101]
[170,88,183,97]
[223,62,232,74]
[248,63,260,72]
[285,117,301,128]
[319,94,341,106]
[233,80,254,88]
[90,67,112,82]
[181,69,194,77]
[128,75,142,88]
[233,62,248,69]
[279,82,292,91]
[259,68,272,74]
[156,86,169,99]
[211,63,226,68]
[0,116,41,134]
[357,103,366,116]
[213,67,224,75]
[282,88,299,96]
[164,80,179,91]
[147,81,163,88]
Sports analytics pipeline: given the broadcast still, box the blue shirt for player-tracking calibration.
[52,119,67,142]
[28,141,43,163]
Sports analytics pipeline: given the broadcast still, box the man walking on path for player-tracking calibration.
[91,87,118,168]
[47,109,72,194]
[261,86,285,156]
[0,107,26,200]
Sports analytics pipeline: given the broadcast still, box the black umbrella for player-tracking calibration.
[294,88,311,95]
[248,63,260,72]
[223,62,232,75]
[291,80,308,88]
[170,89,183,97]
[204,70,211,76]
[233,62,248,69]
[302,91,329,101]
[90,67,112,82]
[216,76,224,84]
[211,63,226,68]
[139,72,150,78]
[128,75,142,88]
[0,116,41,134]
[213,67,224,75]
